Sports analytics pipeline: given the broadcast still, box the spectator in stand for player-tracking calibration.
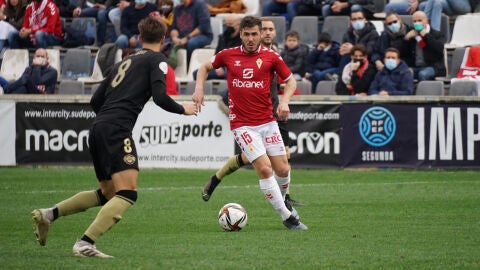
[157,0,174,28]
[108,0,130,38]
[72,0,118,46]
[9,0,63,48]
[193,13,241,81]
[305,32,341,93]
[336,9,378,77]
[296,0,323,16]
[3,48,57,94]
[368,47,414,96]
[114,0,157,49]
[53,0,77,18]
[280,30,309,81]
[404,10,445,81]
[261,0,298,27]
[384,0,426,15]
[371,12,414,71]
[335,44,376,95]
[170,0,212,63]
[0,0,27,51]
[322,0,375,20]
[423,0,473,31]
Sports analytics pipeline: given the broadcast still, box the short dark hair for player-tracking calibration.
[240,16,262,31]
[318,32,331,44]
[350,44,367,56]
[350,9,365,19]
[285,30,299,40]
[385,47,400,57]
[138,17,167,43]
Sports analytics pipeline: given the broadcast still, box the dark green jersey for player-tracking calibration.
[91,48,184,131]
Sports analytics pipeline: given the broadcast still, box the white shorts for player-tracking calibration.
[232,121,286,163]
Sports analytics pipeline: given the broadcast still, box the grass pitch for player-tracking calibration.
[1,167,479,269]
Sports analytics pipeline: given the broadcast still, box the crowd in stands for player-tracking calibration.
[0,0,480,96]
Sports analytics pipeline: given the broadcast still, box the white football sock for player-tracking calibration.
[274,171,290,200]
[259,176,291,220]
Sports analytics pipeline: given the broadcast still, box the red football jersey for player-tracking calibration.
[212,45,292,130]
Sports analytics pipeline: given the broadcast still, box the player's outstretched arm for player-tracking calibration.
[192,62,214,113]
[277,76,296,120]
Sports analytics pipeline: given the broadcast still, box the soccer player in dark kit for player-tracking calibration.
[31,17,198,258]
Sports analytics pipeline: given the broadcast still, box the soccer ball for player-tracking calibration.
[218,203,248,231]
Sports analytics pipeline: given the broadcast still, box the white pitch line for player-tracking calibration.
[11,180,480,194]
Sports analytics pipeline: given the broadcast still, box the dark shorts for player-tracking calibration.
[89,122,139,181]
[277,120,290,147]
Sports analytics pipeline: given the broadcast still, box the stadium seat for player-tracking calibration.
[321,16,350,44]
[290,16,319,47]
[436,46,466,82]
[446,14,480,48]
[244,0,260,16]
[46,49,61,82]
[58,79,85,94]
[296,80,312,95]
[61,48,92,80]
[70,17,98,47]
[416,80,445,96]
[0,49,29,82]
[448,80,478,96]
[263,16,286,49]
[210,79,228,95]
[175,49,189,82]
[370,20,384,35]
[208,16,223,50]
[315,80,336,95]
[187,48,215,81]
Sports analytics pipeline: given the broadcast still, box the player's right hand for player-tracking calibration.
[192,89,205,113]
[182,102,198,116]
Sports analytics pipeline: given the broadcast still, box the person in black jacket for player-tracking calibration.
[280,30,309,80]
[305,32,341,93]
[4,48,57,94]
[337,9,379,76]
[404,10,446,81]
[371,12,414,71]
[335,44,376,95]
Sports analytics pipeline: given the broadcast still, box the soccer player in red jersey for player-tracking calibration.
[193,16,307,230]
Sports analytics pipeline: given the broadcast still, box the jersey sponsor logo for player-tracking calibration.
[243,68,253,79]
[265,132,283,144]
[232,68,263,88]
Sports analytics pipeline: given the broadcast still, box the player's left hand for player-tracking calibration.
[182,102,198,116]
[277,102,290,120]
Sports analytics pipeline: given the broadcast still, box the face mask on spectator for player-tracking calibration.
[173,0,182,6]
[135,0,147,5]
[161,5,172,14]
[385,59,398,70]
[352,20,365,31]
[413,22,424,31]
[388,22,401,33]
[35,56,47,66]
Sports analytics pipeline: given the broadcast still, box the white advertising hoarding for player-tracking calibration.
[0,101,16,165]
[133,101,234,168]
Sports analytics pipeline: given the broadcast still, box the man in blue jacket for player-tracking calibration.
[368,47,414,96]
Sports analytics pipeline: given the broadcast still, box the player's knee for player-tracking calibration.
[116,190,137,204]
[96,189,109,205]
